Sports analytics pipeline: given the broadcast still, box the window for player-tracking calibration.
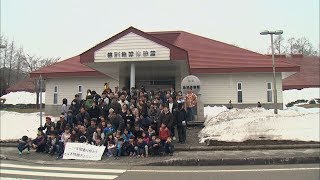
[267,82,272,102]
[237,82,242,103]
[53,86,58,104]
[78,85,83,100]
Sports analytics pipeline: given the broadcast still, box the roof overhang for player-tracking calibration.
[191,66,300,74]
[79,26,188,64]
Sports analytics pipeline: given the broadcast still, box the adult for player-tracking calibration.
[118,94,129,107]
[166,96,178,140]
[88,101,101,122]
[61,98,68,119]
[55,115,68,135]
[70,94,81,116]
[75,107,90,124]
[176,103,187,143]
[109,97,121,114]
[185,88,197,121]
[39,117,55,135]
[158,105,173,131]
[108,108,125,133]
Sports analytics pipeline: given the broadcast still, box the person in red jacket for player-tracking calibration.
[159,123,170,146]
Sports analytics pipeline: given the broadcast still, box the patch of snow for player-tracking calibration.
[0,111,55,140]
[199,107,320,143]
[283,88,320,106]
[204,105,228,119]
[1,91,45,105]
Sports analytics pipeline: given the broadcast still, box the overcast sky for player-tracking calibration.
[1,0,319,59]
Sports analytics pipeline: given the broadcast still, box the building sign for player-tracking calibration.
[106,50,156,59]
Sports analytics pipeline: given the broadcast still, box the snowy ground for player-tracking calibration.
[0,111,57,141]
[1,91,45,105]
[283,88,320,106]
[200,106,320,142]
[0,111,58,141]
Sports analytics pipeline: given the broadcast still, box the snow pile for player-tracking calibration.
[283,88,320,105]
[199,107,320,143]
[0,111,55,140]
[204,105,228,119]
[1,91,45,105]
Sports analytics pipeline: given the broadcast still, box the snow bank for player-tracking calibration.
[283,88,320,105]
[204,105,228,119]
[0,111,55,140]
[1,91,45,105]
[199,107,320,143]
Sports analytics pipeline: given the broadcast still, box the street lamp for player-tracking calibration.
[260,30,283,114]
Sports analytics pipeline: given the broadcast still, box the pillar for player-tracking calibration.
[130,63,135,89]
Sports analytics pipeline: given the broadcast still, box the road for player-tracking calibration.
[0,160,319,180]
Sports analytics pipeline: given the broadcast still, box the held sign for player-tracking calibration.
[63,143,106,161]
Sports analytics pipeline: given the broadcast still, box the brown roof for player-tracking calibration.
[30,27,299,78]
[6,77,36,93]
[282,55,320,90]
[30,56,106,78]
[150,31,299,73]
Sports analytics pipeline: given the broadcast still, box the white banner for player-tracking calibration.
[63,143,106,161]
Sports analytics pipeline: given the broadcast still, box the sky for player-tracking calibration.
[1,0,319,60]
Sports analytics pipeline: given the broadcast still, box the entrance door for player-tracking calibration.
[136,80,174,91]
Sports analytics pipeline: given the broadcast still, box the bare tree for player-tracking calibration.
[21,54,59,72]
[273,35,284,54]
[286,37,296,55]
[7,41,15,86]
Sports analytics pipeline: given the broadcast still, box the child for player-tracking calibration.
[164,137,174,156]
[132,126,143,140]
[115,138,124,159]
[121,128,133,143]
[94,136,103,146]
[141,131,150,145]
[150,136,163,156]
[126,137,136,156]
[159,123,170,146]
[135,137,148,157]
[103,122,114,137]
[46,132,59,155]
[147,126,156,138]
[17,135,30,155]
[57,127,71,159]
[107,141,116,157]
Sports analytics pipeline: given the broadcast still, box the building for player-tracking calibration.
[282,55,319,90]
[30,27,299,116]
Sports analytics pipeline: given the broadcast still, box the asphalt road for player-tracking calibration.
[0,160,319,180]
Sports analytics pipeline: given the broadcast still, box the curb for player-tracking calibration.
[175,144,320,151]
[147,157,320,166]
[2,143,320,151]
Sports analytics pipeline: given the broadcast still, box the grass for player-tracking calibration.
[0,108,40,113]
[297,104,320,108]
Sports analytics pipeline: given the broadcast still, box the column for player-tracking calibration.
[130,63,135,89]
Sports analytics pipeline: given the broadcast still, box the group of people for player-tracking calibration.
[18,85,198,159]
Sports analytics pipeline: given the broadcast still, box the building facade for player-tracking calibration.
[30,27,299,116]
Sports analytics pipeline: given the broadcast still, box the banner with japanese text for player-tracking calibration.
[63,143,106,161]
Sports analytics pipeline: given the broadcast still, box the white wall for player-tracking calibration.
[45,76,119,105]
[196,73,283,104]
[94,32,170,62]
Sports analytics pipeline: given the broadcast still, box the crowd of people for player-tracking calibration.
[18,85,198,159]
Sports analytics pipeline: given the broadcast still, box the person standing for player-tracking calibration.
[176,103,187,144]
[185,88,197,121]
